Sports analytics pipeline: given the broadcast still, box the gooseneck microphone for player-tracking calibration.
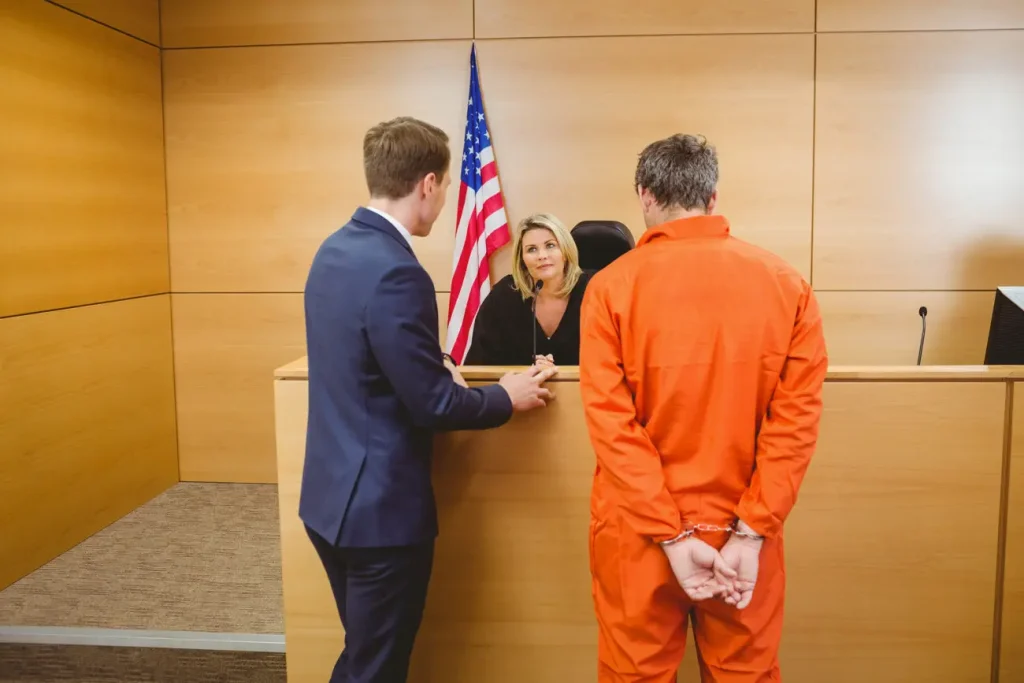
[917,306,928,366]
[532,280,544,361]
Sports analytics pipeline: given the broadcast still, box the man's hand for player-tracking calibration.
[444,358,468,387]
[717,521,763,609]
[498,365,557,411]
[662,537,737,602]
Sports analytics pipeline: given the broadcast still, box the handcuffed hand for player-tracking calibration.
[716,522,763,610]
[662,537,737,602]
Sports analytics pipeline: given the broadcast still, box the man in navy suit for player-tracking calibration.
[301,116,557,683]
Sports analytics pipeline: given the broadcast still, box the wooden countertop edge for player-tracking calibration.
[274,358,1024,382]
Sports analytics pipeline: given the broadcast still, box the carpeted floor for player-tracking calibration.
[0,644,286,683]
[0,483,283,634]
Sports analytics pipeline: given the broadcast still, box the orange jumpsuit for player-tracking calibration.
[579,215,827,682]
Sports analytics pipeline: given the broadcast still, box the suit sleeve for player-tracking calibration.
[462,287,506,365]
[735,282,828,539]
[578,279,684,543]
[366,262,513,431]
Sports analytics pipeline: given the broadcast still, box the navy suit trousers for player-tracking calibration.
[305,525,435,683]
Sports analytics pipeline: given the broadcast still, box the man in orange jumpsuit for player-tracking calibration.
[579,133,828,682]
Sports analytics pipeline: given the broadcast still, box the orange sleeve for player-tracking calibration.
[735,282,828,539]
[579,279,684,543]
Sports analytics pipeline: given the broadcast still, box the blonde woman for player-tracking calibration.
[464,213,593,366]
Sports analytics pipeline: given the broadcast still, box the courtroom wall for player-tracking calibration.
[0,1,175,589]
[159,0,1024,482]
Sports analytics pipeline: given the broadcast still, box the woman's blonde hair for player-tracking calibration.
[510,213,582,300]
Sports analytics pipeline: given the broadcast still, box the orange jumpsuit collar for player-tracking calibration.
[637,214,730,247]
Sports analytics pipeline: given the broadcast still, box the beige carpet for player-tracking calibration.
[0,483,283,634]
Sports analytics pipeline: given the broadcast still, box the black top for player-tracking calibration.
[464,271,594,366]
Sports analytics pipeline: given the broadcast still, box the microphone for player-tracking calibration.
[532,280,544,361]
[917,306,928,365]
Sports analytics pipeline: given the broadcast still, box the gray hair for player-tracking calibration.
[633,134,719,212]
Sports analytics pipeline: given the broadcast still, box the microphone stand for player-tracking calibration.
[532,280,544,362]
[917,306,928,365]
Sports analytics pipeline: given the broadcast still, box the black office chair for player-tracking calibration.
[570,220,635,272]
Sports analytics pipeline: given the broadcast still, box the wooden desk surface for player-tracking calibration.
[275,356,1024,382]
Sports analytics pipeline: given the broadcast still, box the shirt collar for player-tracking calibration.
[637,214,730,247]
[365,206,413,247]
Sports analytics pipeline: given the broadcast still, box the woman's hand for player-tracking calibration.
[533,354,556,369]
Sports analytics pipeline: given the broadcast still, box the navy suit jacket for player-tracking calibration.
[299,208,513,548]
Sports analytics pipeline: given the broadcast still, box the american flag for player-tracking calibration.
[445,44,510,364]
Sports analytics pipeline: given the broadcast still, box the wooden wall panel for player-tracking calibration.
[818,0,1024,32]
[1002,382,1024,682]
[814,32,1024,291]
[0,296,178,590]
[173,294,306,483]
[817,290,996,365]
[164,42,470,293]
[53,0,161,44]
[161,0,472,48]
[0,0,168,317]
[475,0,812,39]
[174,293,450,483]
[780,381,1005,682]
[476,35,815,278]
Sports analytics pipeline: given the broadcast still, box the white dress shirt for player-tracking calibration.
[365,206,413,247]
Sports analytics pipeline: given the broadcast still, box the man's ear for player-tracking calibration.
[418,172,436,198]
[706,190,718,214]
[638,187,654,211]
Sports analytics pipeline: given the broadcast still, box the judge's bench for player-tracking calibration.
[274,358,1024,683]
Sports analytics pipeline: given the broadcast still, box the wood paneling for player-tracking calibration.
[416,383,597,682]
[275,377,340,681]
[164,42,470,293]
[276,375,1007,682]
[475,0,813,39]
[175,292,449,483]
[476,35,814,278]
[276,380,596,683]
[0,296,178,590]
[817,290,996,365]
[161,0,472,48]
[173,294,306,483]
[818,0,1024,32]
[1002,383,1024,682]
[53,0,161,45]
[781,381,1005,683]
[814,32,1024,291]
[0,0,168,318]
